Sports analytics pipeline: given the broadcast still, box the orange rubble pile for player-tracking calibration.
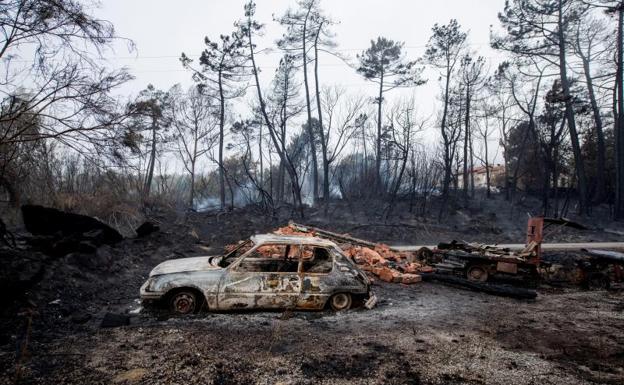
[271,224,431,285]
[378,267,401,283]
[345,245,426,284]
[401,274,422,284]
[274,226,315,237]
[346,246,388,266]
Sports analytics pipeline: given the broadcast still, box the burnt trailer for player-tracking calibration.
[424,217,624,288]
[423,217,545,283]
[425,242,541,283]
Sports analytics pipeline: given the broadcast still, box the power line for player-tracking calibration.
[123,53,509,73]
[3,42,499,63]
[109,42,495,59]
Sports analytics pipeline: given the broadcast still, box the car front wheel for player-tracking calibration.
[169,290,198,315]
[329,293,352,311]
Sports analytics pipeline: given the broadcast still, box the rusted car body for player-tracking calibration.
[140,234,376,314]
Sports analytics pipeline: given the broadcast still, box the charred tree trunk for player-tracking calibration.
[189,158,196,210]
[144,117,157,199]
[313,23,330,208]
[376,70,385,194]
[276,123,285,204]
[509,120,533,218]
[386,149,409,219]
[462,84,471,206]
[276,66,291,205]
[557,0,589,215]
[579,47,607,203]
[439,66,452,219]
[616,4,624,220]
[553,145,561,217]
[484,137,491,198]
[542,154,551,216]
[301,9,318,205]
[469,123,475,198]
[218,70,226,210]
[0,174,19,208]
[258,124,264,198]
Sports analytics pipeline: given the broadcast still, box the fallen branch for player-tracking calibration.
[604,228,624,237]
[543,217,587,230]
[289,221,381,249]
[583,249,624,264]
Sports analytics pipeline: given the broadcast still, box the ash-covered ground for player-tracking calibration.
[1,198,624,384]
[2,284,623,385]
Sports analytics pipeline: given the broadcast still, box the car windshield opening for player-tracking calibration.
[220,240,254,267]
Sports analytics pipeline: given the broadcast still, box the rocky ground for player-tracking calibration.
[1,197,623,384]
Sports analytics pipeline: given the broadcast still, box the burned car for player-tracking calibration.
[140,234,376,314]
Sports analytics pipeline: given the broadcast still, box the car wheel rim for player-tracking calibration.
[468,267,487,282]
[332,294,349,310]
[173,293,195,314]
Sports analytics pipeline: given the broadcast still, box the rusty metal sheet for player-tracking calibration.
[496,262,518,274]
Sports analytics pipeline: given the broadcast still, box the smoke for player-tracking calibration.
[193,196,220,212]
[192,183,256,212]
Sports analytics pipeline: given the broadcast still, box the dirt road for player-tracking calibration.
[2,283,622,385]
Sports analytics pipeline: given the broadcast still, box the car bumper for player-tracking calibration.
[364,292,378,309]
[140,280,165,300]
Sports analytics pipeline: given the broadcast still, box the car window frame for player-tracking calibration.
[228,242,303,274]
[300,246,335,275]
[219,240,254,267]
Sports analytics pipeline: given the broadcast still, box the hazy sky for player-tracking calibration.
[100,1,505,95]
[96,0,508,158]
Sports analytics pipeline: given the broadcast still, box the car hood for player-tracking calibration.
[150,256,222,276]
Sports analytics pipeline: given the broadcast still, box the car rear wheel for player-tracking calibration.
[169,290,199,315]
[466,265,489,283]
[329,293,352,311]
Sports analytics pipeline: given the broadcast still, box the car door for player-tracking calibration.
[297,246,335,309]
[217,243,302,310]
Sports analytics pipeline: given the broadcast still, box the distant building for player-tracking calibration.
[457,164,505,189]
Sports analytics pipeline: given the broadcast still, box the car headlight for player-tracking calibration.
[144,277,157,292]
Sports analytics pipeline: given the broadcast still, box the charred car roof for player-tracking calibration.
[250,234,339,248]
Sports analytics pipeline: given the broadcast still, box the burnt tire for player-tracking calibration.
[416,247,434,264]
[586,273,610,290]
[329,293,352,311]
[169,290,200,315]
[466,265,489,283]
